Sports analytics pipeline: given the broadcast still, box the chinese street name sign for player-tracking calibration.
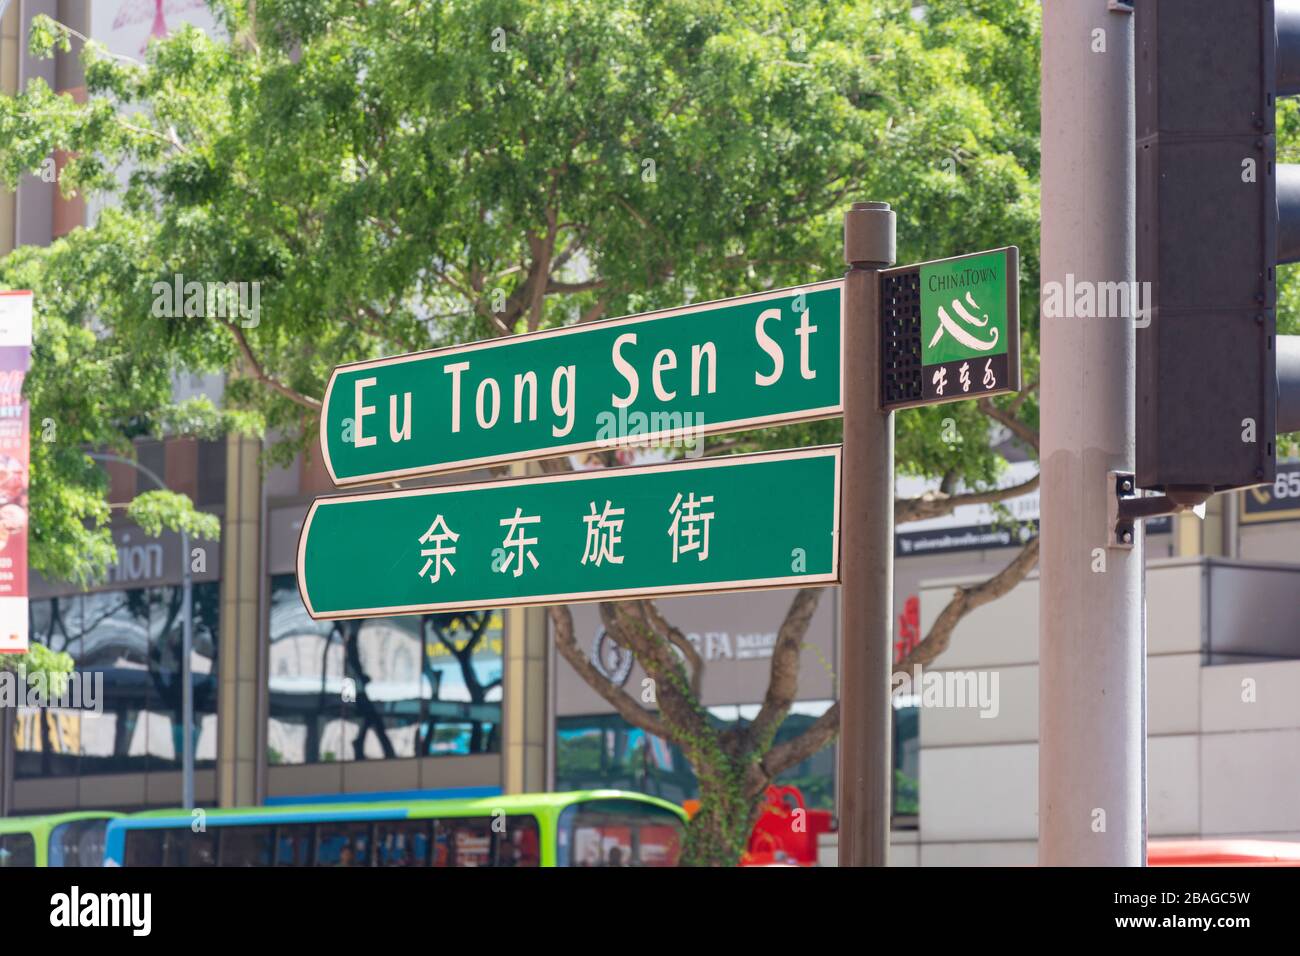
[321,281,844,486]
[879,246,1020,411]
[297,447,840,619]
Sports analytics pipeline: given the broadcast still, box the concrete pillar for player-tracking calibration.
[216,434,263,808]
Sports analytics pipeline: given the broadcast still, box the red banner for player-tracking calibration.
[0,291,32,654]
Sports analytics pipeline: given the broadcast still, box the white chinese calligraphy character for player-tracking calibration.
[499,507,541,577]
[582,500,625,567]
[932,366,948,396]
[668,491,714,563]
[418,514,459,583]
[982,357,997,389]
[959,361,971,393]
[928,292,999,352]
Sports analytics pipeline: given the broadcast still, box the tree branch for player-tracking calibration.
[755,701,839,792]
[894,470,1040,525]
[546,278,606,295]
[599,602,713,748]
[978,396,1038,453]
[745,588,824,755]
[547,604,669,738]
[895,535,1040,673]
[757,536,1041,786]
[635,600,704,698]
[224,322,322,411]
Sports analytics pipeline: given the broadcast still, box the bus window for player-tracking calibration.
[125,829,164,866]
[375,821,430,867]
[431,820,452,867]
[160,828,218,867]
[496,816,541,868]
[0,833,36,868]
[449,819,493,867]
[275,824,313,866]
[558,800,685,867]
[219,826,273,866]
[315,821,373,867]
[49,819,111,867]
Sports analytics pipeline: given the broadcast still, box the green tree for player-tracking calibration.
[0,0,1042,864]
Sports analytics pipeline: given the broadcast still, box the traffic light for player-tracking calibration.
[1136,0,1300,493]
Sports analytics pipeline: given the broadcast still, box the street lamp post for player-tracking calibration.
[90,452,195,811]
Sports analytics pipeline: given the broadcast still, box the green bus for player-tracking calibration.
[104,791,686,867]
[0,812,121,867]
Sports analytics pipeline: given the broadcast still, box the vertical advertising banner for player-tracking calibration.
[0,292,32,654]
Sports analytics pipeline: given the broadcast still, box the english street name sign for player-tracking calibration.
[297,446,840,619]
[320,281,844,486]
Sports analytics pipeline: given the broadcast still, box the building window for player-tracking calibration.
[266,576,502,765]
[893,700,920,824]
[14,583,220,779]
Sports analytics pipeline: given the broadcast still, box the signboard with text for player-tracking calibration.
[0,292,32,654]
[1239,462,1300,524]
[320,281,843,486]
[880,247,1020,411]
[297,447,840,619]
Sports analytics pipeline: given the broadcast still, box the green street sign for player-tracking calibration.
[321,282,844,486]
[297,447,841,619]
[880,246,1020,411]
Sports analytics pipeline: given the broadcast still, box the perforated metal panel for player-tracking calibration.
[880,268,924,408]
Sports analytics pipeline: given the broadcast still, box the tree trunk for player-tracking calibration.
[680,758,755,867]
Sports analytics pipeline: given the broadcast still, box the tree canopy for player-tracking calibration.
[1,0,1042,584]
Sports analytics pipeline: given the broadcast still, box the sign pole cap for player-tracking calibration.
[844,201,896,267]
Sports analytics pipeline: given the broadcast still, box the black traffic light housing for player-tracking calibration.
[1135,0,1300,493]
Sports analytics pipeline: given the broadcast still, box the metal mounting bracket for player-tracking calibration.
[1109,470,1210,550]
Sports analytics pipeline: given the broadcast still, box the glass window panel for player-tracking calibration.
[268,575,346,766]
[218,826,273,866]
[420,611,502,757]
[274,824,314,866]
[14,597,84,778]
[558,800,686,868]
[49,819,111,868]
[343,617,422,761]
[159,828,217,867]
[124,829,164,867]
[266,575,503,766]
[449,819,493,867]
[430,820,452,868]
[146,586,184,771]
[0,834,36,868]
[314,821,373,867]
[495,816,541,868]
[80,588,151,775]
[374,820,430,867]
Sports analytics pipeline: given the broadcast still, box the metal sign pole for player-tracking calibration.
[838,201,896,867]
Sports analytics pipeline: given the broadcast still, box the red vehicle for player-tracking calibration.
[685,785,832,866]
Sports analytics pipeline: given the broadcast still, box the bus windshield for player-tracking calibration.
[49,818,111,867]
[556,799,685,867]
